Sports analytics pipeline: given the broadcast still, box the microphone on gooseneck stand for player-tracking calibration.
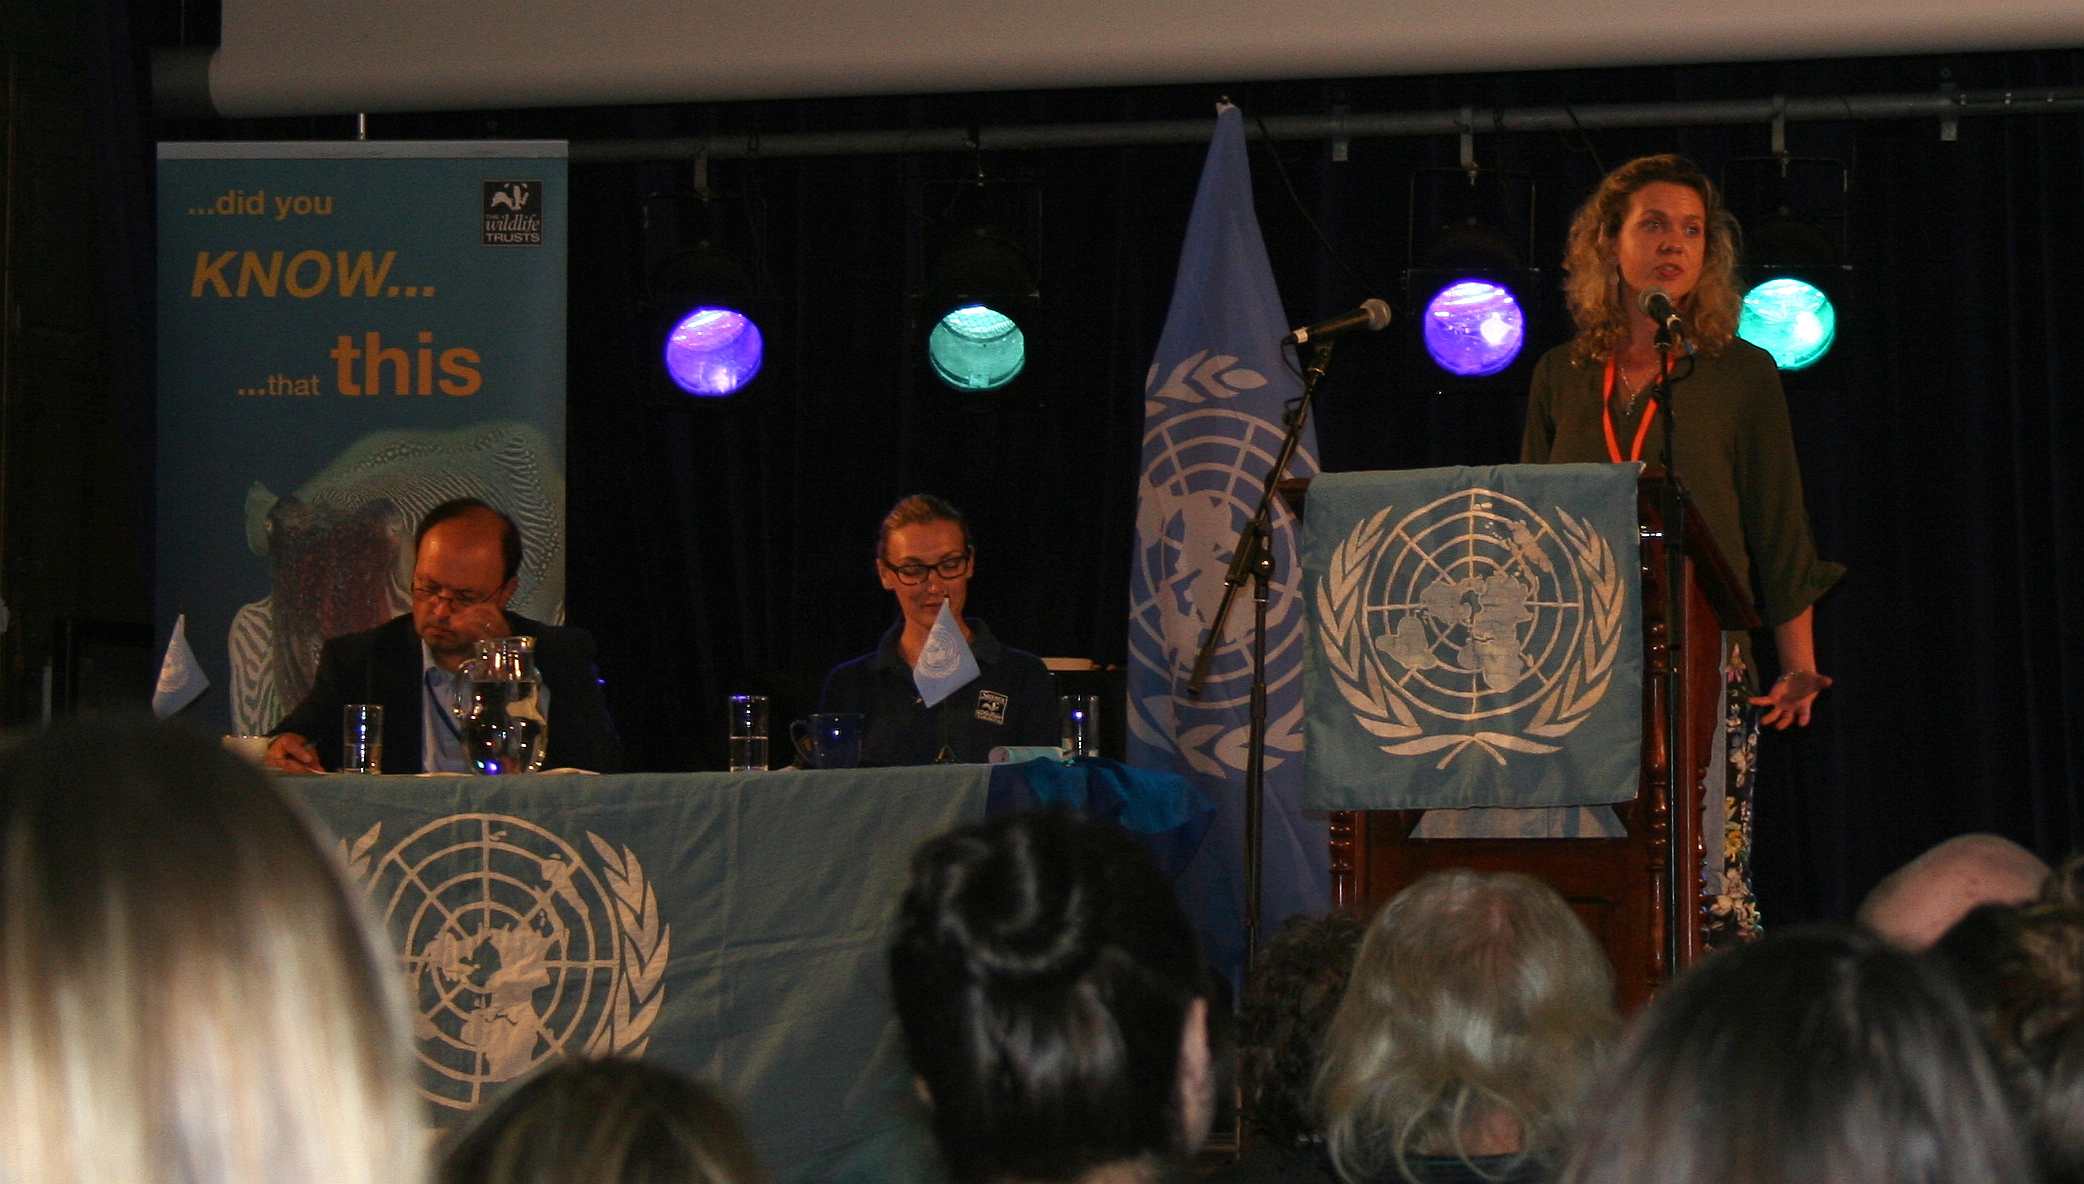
[1638,287,1686,339]
[1280,298,1393,347]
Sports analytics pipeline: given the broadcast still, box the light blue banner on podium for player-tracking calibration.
[1302,464,1644,810]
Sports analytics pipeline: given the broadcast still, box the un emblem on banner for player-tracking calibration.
[1129,380,1317,776]
[336,816,669,1111]
[1314,490,1626,768]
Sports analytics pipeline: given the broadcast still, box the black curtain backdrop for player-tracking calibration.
[137,43,2084,925]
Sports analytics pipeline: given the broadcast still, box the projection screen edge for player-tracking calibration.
[172,11,2084,119]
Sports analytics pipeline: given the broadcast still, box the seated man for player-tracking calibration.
[818,493,1054,765]
[266,498,622,773]
[1856,832,2050,950]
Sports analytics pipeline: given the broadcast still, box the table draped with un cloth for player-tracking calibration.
[287,758,1211,1184]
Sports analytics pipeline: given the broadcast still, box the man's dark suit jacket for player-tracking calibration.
[270,612,623,773]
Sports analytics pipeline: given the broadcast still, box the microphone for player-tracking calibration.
[1282,298,1392,346]
[1638,287,1686,336]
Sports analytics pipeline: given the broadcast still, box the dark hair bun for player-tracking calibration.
[889,810,1211,1183]
[917,814,1099,985]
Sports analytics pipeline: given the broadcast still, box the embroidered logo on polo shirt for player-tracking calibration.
[975,690,1009,725]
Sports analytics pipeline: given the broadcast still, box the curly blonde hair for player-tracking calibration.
[1561,154,1743,365]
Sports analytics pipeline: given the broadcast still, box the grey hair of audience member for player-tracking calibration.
[0,717,425,1184]
[1559,924,2034,1184]
[1315,869,1619,1184]
[889,809,1217,1183]
[441,1057,769,1184]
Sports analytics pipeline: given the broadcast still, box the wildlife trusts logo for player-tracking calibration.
[482,180,544,245]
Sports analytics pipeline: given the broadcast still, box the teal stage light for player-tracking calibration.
[1738,277,1837,371]
[1732,203,1848,375]
[927,304,1026,392]
[921,224,1038,394]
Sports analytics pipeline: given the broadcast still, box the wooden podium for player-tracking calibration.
[1288,472,1757,1012]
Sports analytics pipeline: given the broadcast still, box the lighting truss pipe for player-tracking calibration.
[568,85,2084,162]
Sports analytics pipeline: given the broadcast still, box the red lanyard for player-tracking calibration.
[1600,355,1658,462]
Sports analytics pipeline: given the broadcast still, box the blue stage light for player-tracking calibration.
[1421,279,1526,378]
[662,306,764,397]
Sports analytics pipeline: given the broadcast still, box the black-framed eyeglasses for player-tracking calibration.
[411,580,497,609]
[882,549,973,586]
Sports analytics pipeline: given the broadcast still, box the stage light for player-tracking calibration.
[1421,278,1527,377]
[921,225,1038,394]
[649,241,766,398]
[928,304,1025,391]
[1735,213,1844,372]
[1403,209,1540,385]
[1738,277,1836,371]
[663,306,764,397]
[1722,154,1852,378]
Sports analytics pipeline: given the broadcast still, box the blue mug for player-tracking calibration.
[790,712,864,770]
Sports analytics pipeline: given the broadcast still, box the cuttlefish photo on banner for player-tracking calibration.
[154,142,569,733]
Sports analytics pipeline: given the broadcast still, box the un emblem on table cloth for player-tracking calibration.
[336,815,668,1110]
[1314,490,1625,768]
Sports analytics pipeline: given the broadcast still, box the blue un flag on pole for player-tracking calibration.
[1126,104,1327,982]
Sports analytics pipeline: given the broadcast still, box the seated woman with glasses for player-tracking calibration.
[817,493,1056,765]
[266,497,622,773]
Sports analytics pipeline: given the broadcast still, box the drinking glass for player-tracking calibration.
[790,711,864,769]
[342,704,384,773]
[729,694,770,772]
[1059,694,1099,759]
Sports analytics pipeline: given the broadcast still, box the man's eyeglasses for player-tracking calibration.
[411,580,498,609]
[882,550,973,586]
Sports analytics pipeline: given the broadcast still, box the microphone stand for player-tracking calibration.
[1184,338,1335,974]
[1652,324,1690,973]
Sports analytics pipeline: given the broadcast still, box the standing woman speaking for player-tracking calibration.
[1522,154,1844,944]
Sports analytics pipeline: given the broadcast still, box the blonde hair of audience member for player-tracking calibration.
[1559,925,2033,1184]
[1315,870,1619,1184]
[0,718,425,1184]
[889,810,1218,1184]
[441,1057,769,1184]
[1856,832,2051,949]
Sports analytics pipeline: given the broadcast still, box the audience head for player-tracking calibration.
[889,810,1215,1183]
[0,717,424,1184]
[1560,924,2032,1184]
[1316,870,1618,1184]
[1932,888,2084,1184]
[441,1057,768,1184]
[1858,832,2050,949]
[1238,911,1367,1155]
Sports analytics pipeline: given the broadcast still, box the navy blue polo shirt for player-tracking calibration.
[817,619,1057,766]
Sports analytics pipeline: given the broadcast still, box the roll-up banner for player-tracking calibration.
[155,141,568,735]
